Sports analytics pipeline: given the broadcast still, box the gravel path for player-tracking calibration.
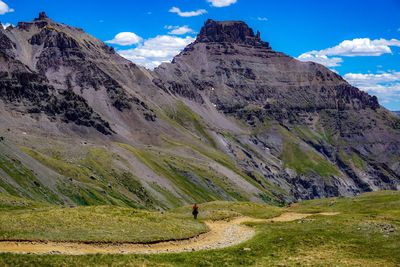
[0,212,339,255]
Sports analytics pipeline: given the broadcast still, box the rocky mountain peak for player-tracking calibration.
[195,19,270,48]
[17,12,53,30]
[34,12,50,21]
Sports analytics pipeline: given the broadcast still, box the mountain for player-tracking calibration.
[155,19,400,197]
[0,14,399,209]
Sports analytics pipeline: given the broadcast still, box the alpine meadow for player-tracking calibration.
[0,1,399,266]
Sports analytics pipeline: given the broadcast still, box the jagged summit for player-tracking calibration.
[195,19,270,48]
[17,11,53,29]
[34,11,50,21]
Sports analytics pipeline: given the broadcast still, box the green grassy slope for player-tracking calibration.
[280,127,340,177]
[0,191,399,266]
[0,154,62,204]
[172,201,283,221]
[1,131,284,209]
[19,146,160,208]
[0,193,207,243]
[0,192,49,211]
[118,143,259,204]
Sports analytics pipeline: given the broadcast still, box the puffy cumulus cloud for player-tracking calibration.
[317,38,400,57]
[298,54,343,67]
[206,0,237,7]
[169,7,207,17]
[105,32,142,46]
[344,71,400,105]
[0,1,13,15]
[298,38,400,67]
[165,25,194,35]
[118,35,195,69]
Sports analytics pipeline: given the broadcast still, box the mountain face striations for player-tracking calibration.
[0,14,399,209]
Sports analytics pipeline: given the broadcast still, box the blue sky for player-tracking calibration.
[1,0,400,110]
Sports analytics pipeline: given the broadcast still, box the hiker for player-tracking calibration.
[192,203,199,219]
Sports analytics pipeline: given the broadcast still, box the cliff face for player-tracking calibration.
[155,20,378,112]
[0,12,158,136]
[0,26,113,134]
[155,19,400,199]
[196,19,270,48]
[0,15,399,208]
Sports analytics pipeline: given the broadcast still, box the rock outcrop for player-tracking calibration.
[0,28,113,134]
[196,19,270,48]
[0,12,156,135]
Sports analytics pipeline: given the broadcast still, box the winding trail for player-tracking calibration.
[0,212,339,255]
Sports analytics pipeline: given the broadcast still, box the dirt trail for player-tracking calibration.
[0,212,339,255]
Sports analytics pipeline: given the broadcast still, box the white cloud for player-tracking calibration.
[105,32,142,46]
[344,72,400,85]
[257,17,268,21]
[344,71,400,105]
[317,38,400,57]
[206,0,237,7]
[0,1,13,15]
[1,22,13,29]
[169,6,207,17]
[118,35,195,69]
[298,38,400,67]
[165,25,194,35]
[298,54,343,67]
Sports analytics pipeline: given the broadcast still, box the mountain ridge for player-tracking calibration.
[0,13,399,209]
